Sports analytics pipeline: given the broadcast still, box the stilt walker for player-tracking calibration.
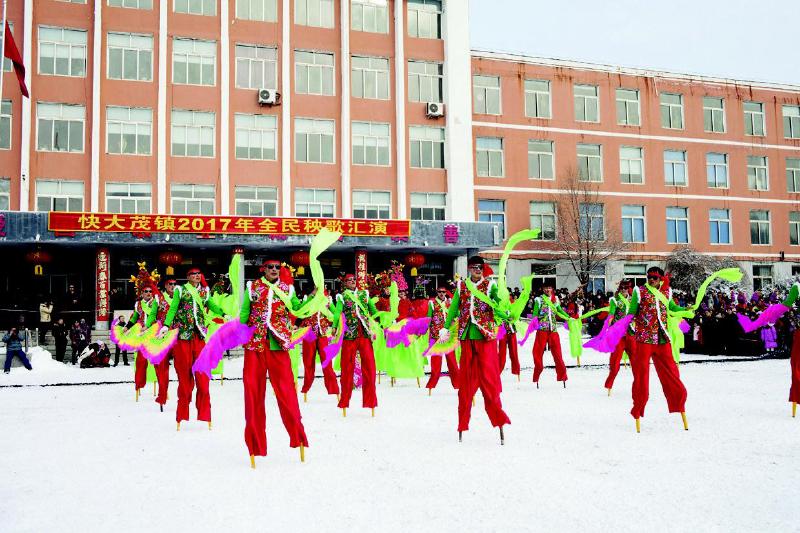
[383,263,426,387]
[425,287,459,392]
[603,281,635,395]
[530,284,568,386]
[124,263,164,403]
[498,312,521,380]
[299,288,340,401]
[155,279,178,410]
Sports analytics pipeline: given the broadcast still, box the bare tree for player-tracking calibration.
[665,246,748,293]
[554,172,627,288]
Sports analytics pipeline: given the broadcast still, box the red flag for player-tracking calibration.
[3,21,28,97]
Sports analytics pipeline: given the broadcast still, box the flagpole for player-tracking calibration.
[0,0,7,104]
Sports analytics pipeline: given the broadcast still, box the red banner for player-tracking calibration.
[96,248,110,324]
[355,250,368,288]
[48,212,410,238]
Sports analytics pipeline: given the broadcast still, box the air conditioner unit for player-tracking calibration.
[258,89,280,106]
[426,102,444,118]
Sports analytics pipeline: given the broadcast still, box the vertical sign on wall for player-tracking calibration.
[96,248,110,330]
[355,249,368,289]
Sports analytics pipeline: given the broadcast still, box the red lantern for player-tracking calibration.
[159,251,183,276]
[290,250,310,276]
[404,252,425,276]
[26,249,53,276]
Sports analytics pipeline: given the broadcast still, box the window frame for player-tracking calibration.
[621,204,646,243]
[475,137,504,178]
[664,149,688,187]
[351,55,390,100]
[352,121,391,167]
[747,155,769,192]
[616,88,641,126]
[35,179,85,212]
[234,43,278,90]
[235,0,278,22]
[409,125,445,170]
[579,202,605,241]
[666,206,690,244]
[524,79,551,119]
[660,92,684,130]
[706,152,729,189]
[407,0,442,39]
[407,60,443,104]
[36,102,86,154]
[294,117,336,164]
[234,185,279,216]
[410,192,446,221]
[172,37,217,87]
[37,25,88,78]
[703,96,726,133]
[784,105,800,140]
[0,100,12,151]
[294,187,336,218]
[788,158,800,193]
[749,209,771,246]
[234,113,278,161]
[528,139,554,180]
[352,189,391,220]
[106,105,153,156]
[744,101,765,137]
[106,31,154,82]
[709,208,731,245]
[574,84,600,123]
[790,211,800,246]
[170,109,216,158]
[351,0,389,34]
[473,75,501,116]
[295,0,335,29]
[529,201,556,241]
[105,182,152,214]
[173,0,217,16]
[478,199,506,239]
[294,49,336,96]
[577,143,603,182]
[619,146,644,184]
[170,183,216,215]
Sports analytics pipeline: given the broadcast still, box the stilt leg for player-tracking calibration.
[563,381,566,388]
[499,426,505,446]
[391,377,395,387]
[681,412,688,431]
[220,373,224,386]
[336,394,340,403]
[428,388,432,396]
[577,357,581,367]
[342,408,346,417]
[250,455,255,469]
[472,397,475,406]
[517,374,520,382]
[536,381,539,389]
[416,377,421,388]
[303,393,307,403]
[135,389,139,402]
[378,372,381,385]
[793,402,797,418]
[635,418,640,433]
[160,404,163,412]
[300,445,305,463]
[371,408,375,417]
[458,431,462,443]
[208,421,212,430]
[176,422,180,431]
[607,388,611,396]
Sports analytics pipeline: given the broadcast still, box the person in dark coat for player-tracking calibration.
[52,318,69,362]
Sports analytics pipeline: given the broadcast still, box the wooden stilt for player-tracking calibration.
[249,455,255,469]
[336,394,340,403]
[342,408,347,417]
[563,381,566,388]
[303,393,307,403]
[208,421,213,430]
[458,431,462,442]
[535,381,539,389]
[577,357,581,367]
[378,372,381,385]
[220,374,224,386]
[607,388,612,396]
[159,404,163,412]
[371,408,375,417]
[681,412,688,431]
[299,445,305,463]
[176,422,181,431]
[635,418,640,433]
[517,374,520,382]
[499,426,505,446]
[793,402,797,418]
[135,389,139,402]
[416,377,421,388]
[428,388,432,396]
[472,397,476,406]
[391,377,395,387]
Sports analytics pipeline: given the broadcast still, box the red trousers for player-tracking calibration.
[134,351,148,390]
[604,334,635,390]
[173,338,211,423]
[426,351,460,389]
[629,341,687,419]
[532,330,568,382]
[243,348,308,456]
[790,331,800,403]
[338,337,377,409]
[457,339,510,432]
[155,354,170,406]
[498,333,521,375]
[300,338,340,395]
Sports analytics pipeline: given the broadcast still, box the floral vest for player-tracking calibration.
[428,297,450,336]
[134,298,156,328]
[338,290,372,341]
[173,284,210,341]
[456,278,497,340]
[299,296,333,336]
[535,296,561,332]
[633,285,671,345]
[245,277,295,351]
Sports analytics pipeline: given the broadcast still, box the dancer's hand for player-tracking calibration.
[438,328,450,342]
[158,326,168,338]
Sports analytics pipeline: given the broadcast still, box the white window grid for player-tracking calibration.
[476,137,504,177]
[295,188,335,217]
[105,182,152,214]
[295,118,335,164]
[407,0,442,39]
[172,38,216,86]
[574,84,599,123]
[525,79,551,119]
[171,183,215,215]
[622,204,646,243]
[106,106,152,155]
[352,121,391,167]
[295,50,335,96]
[616,89,640,126]
[579,203,605,241]
[38,26,87,77]
[664,149,687,186]
[788,158,800,193]
[703,97,726,133]
[236,0,277,22]
[410,192,445,221]
[660,93,684,130]
[528,140,554,180]
[108,0,153,8]
[353,190,391,219]
[706,153,729,188]
[0,100,11,150]
[235,113,277,161]
[624,264,648,286]
[352,0,389,34]
[744,102,765,137]
[0,178,9,210]
[235,44,277,90]
[107,32,153,82]
[36,102,85,153]
[478,199,505,239]
[577,143,602,182]
[784,105,800,139]
[174,0,216,16]
[750,210,771,245]
[790,212,800,246]
[171,109,215,157]
[351,56,390,100]
[295,0,334,28]
[666,206,690,244]
[529,201,556,241]
[747,155,769,191]
[473,75,501,115]
[620,146,644,184]
[752,265,773,290]
[36,179,84,212]
[409,125,445,169]
[235,186,278,216]
[709,208,731,245]
[408,61,442,103]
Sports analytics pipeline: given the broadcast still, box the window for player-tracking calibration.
[235,113,277,160]
[235,44,277,90]
[107,32,153,81]
[295,0,334,28]
[574,84,599,122]
[476,137,503,177]
[750,210,771,245]
[616,89,640,126]
[351,56,389,100]
[173,38,216,86]
[36,179,84,211]
[577,143,602,182]
[1,23,14,72]
[408,61,442,103]
[109,0,153,8]
[171,109,215,157]
[0,178,9,210]
[747,156,769,191]
[529,201,556,241]
[352,121,390,166]
[666,207,689,244]
[478,199,505,238]
[706,153,728,188]
[784,105,800,139]
[790,212,800,246]
[788,158,800,192]
[105,182,151,213]
[622,205,645,243]
[709,208,731,245]
[36,103,85,153]
[352,0,389,33]
[703,97,725,133]
[473,75,501,115]
[295,188,335,217]
[624,264,647,286]
[620,146,644,184]
[38,27,87,77]
[236,0,277,21]
[410,192,445,221]
[528,140,554,180]
[660,93,684,130]
[295,50,335,96]
[752,265,773,290]
[407,0,441,39]
[587,266,606,294]
[235,186,278,216]
[664,150,687,186]
[525,79,551,119]
[174,0,215,15]
[744,102,765,137]
[409,126,444,169]
[0,100,11,150]
[106,106,152,155]
[579,203,605,240]
[171,184,215,215]
[295,118,335,163]
[353,190,390,219]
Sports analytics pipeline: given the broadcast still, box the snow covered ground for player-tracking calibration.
[2,344,798,532]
